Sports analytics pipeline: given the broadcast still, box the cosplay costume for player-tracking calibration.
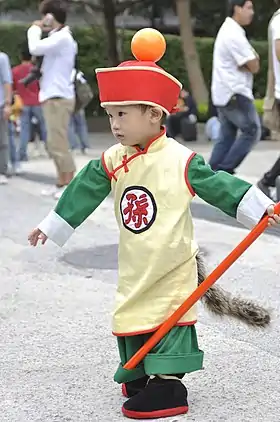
[37,46,273,419]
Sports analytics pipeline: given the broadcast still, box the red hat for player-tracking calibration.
[95,29,182,115]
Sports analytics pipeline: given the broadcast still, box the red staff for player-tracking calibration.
[124,203,280,371]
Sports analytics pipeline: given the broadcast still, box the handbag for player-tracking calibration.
[73,56,93,112]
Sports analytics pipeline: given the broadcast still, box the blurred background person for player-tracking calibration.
[166,87,198,142]
[210,0,261,174]
[0,50,12,185]
[12,45,47,162]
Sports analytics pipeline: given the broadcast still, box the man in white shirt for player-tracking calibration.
[28,0,77,199]
[258,2,280,198]
[209,0,261,174]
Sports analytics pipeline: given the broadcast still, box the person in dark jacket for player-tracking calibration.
[166,88,198,141]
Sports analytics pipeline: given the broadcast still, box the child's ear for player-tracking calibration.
[150,107,163,123]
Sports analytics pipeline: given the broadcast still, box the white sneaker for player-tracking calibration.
[53,186,66,200]
[82,148,92,155]
[7,163,13,176]
[14,163,23,175]
[38,141,48,157]
[41,186,60,197]
[27,142,37,159]
[0,175,8,185]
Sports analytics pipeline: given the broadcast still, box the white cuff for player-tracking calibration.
[237,53,256,67]
[38,210,74,247]
[236,186,274,229]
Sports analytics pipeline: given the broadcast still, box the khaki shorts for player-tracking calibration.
[43,98,76,173]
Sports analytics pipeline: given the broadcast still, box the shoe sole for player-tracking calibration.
[122,405,188,419]
[122,384,128,398]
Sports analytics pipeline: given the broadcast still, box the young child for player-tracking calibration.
[28,31,280,419]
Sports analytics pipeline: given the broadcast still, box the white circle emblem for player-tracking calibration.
[120,186,157,233]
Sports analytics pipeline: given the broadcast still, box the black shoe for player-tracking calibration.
[122,375,149,398]
[122,376,188,419]
[257,180,272,198]
[221,169,235,175]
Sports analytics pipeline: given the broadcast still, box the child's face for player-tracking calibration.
[105,105,163,147]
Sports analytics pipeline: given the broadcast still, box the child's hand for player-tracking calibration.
[28,228,48,246]
[267,205,280,227]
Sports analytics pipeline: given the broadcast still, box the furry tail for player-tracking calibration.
[197,252,271,328]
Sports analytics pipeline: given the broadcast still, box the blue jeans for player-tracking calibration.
[209,94,261,173]
[68,109,89,150]
[8,120,18,166]
[19,105,47,161]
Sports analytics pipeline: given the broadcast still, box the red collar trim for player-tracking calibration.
[134,127,166,153]
[107,128,167,181]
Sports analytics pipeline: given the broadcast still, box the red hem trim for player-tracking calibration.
[122,383,128,398]
[112,320,197,337]
[184,152,196,197]
[101,151,116,181]
[122,405,189,419]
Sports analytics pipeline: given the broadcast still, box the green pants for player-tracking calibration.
[114,325,204,384]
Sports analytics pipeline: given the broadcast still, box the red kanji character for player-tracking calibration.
[123,192,149,229]
[123,193,137,225]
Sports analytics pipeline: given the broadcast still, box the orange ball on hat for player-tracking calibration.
[131,28,166,62]
[95,28,181,115]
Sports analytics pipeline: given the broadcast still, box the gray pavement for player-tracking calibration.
[1,134,280,422]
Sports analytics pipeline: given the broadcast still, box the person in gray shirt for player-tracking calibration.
[0,52,12,184]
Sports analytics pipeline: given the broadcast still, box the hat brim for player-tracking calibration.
[100,100,170,115]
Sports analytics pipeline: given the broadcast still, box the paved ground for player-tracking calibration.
[1,134,280,422]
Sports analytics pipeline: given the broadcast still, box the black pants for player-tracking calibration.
[166,112,188,138]
[166,113,197,141]
[262,156,280,187]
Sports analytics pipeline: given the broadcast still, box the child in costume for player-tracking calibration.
[28,31,280,419]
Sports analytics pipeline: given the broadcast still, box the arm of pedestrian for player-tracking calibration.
[27,24,64,55]
[28,159,112,248]
[241,58,260,74]
[0,53,13,118]
[274,39,280,61]
[3,84,12,119]
[185,93,198,117]
[0,53,12,86]
[271,13,280,61]
[229,34,259,74]
[186,154,275,230]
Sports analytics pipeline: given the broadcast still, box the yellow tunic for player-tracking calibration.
[102,131,199,335]
[38,130,273,339]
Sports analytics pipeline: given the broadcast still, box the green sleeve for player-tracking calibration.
[55,158,111,228]
[187,154,252,218]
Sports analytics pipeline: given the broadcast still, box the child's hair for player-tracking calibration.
[137,104,166,124]
[39,0,67,24]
